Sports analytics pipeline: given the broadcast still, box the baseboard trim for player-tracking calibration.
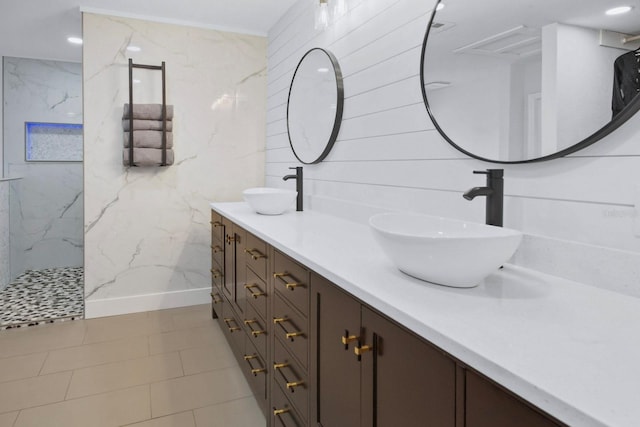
[84,287,210,319]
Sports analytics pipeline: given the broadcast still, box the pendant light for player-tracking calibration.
[315,0,330,30]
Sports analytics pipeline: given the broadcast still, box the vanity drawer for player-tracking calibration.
[242,337,268,405]
[273,251,309,316]
[210,211,224,243]
[244,268,268,321]
[274,336,308,421]
[221,297,244,358]
[272,380,305,427]
[244,232,268,281]
[274,293,308,369]
[211,242,224,271]
[210,259,223,291]
[243,303,268,359]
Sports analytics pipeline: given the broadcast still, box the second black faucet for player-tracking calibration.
[463,169,504,227]
[283,167,303,212]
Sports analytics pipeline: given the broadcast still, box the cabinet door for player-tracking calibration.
[465,371,561,427]
[360,307,456,427]
[311,274,361,427]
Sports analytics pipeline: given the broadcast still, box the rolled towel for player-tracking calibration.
[123,104,174,120]
[123,131,173,149]
[123,148,174,166]
[122,119,173,131]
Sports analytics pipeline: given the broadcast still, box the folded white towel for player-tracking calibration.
[123,104,174,120]
[122,119,173,132]
[123,131,173,149]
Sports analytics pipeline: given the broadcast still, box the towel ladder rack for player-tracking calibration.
[127,59,168,166]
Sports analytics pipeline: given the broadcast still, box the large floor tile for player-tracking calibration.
[0,371,71,413]
[122,411,196,427]
[150,367,252,418]
[66,352,184,399]
[0,321,85,358]
[0,352,47,383]
[148,325,224,355]
[0,412,18,427]
[14,385,150,427]
[194,397,266,427]
[146,304,212,333]
[82,312,156,344]
[41,335,149,374]
[180,342,237,375]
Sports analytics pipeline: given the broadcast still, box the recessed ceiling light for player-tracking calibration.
[127,45,141,52]
[436,3,445,11]
[606,6,633,15]
[67,37,83,45]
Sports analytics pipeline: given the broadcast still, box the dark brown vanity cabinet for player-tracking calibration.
[211,214,564,427]
[311,273,456,427]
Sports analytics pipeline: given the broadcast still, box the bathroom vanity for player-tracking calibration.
[210,202,639,427]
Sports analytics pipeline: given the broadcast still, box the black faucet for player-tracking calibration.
[283,167,303,212]
[463,169,504,227]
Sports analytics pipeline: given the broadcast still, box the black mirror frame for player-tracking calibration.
[286,48,344,165]
[420,0,640,164]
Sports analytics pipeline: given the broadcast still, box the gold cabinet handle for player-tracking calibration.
[211,220,222,228]
[273,272,305,291]
[243,353,266,376]
[244,283,266,298]
[273,317,304,342]
[274,360,304,393]
[210,268,222,279]
[244,248,267,260]
[211,245,223,254]
[341,332,358,349]
[210,293,221,304]
[244,318,266,338]
[273,408,290,416]
[223,318,240,333]
[226,234,237,244]
[354,345,372,356]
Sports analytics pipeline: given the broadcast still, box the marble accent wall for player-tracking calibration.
[0,181,10,290]
[3,57,83,281]
[82,14,266,315]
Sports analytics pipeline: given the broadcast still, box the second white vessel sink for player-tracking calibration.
[243,187,297,215]
[369,212,522,288]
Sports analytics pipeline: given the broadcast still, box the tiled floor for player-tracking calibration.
[0,304,265,427]
[0,267,84,330]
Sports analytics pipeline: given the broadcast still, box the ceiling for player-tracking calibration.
[0,0,298,63]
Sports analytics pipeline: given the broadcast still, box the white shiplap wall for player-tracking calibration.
[266,0,640,297]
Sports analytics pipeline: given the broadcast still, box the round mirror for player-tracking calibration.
[287,48,344,164]
[421,0,640,163]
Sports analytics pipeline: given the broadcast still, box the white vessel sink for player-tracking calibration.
[369,212,522,288]
[243,187,297,215]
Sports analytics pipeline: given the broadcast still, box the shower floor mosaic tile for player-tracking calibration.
[0,267,84,330]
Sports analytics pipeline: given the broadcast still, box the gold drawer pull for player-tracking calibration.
[274,360,304,393]
[244,248,267,260]
[244,318,266,338]
[273,408,290,416]
[244,283,266,298]
[211,221,222,228]
[341,333,358,349]
[243,353,266,376]
[286,381,305,390]
[274,272,305,291]
[223,318,240,333]
[211,245,223,253]
[210,269,222,279]
[273,317,304,342]
[226,234,237,244]
[210,293,222,304]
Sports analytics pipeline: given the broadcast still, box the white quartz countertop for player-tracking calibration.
[211,202,640,427]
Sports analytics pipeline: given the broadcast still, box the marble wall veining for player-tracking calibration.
[82,14,266,317]
[3,57,83,281]
[265,0,640,297]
